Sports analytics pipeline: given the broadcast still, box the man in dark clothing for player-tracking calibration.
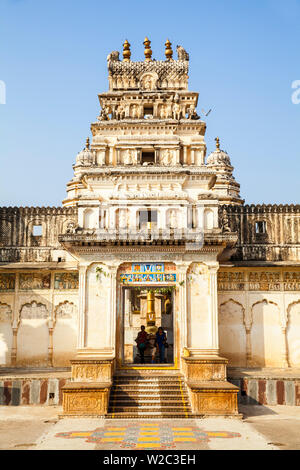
[135,325,148,364]
[155,327,167,364]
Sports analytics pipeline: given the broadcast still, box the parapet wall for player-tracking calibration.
[221,204,300,262]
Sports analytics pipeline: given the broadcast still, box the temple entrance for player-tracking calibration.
[122,286,174,365]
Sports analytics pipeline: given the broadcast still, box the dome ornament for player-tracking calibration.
[215,136,220,150]
[86,137,90,150]
[165,39,173,61]
[123,39,131,62]
[143,37,152,62]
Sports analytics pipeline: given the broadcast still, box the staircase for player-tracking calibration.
[107,373,193,418]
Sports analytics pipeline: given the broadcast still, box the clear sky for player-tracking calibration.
[0,0,299,206]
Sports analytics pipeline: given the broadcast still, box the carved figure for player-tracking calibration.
[176,45,189,61]
[99,105,110,121]
[221,208,231,232]
[172,102,182,120]
[106,51,120,63]
[160,149,176,166]
[115,103,125,120]
[187,105,200,120]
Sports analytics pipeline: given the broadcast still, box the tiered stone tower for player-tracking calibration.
[60,38,242,417]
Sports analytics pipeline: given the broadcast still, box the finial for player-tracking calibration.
[215,136,220,150]
[86,137,90,150]
[123,39,131,62]
[165,39,173,60]
[143,37,152,62]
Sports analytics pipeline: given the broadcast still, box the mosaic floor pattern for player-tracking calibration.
[56,421,241,450]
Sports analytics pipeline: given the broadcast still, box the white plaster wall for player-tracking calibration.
[251,300,281,367]
[0,303,12,366]
[219,299,246,366]
[187,263,210,350]
[85,264,110,349]
[287,301,300,367]
[17,320,49,366]
[53,301,78,366]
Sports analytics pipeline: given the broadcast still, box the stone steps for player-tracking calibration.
[107,374,192,418]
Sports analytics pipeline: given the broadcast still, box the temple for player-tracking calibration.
[0,39,299,416]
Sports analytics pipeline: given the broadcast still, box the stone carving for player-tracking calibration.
[160,149,176,166]
[0,303,12,322]
[55,301,77,319]
[172,102,182,120]
[284,272,300,291]
[123,149,137,165]
[159,103,172,119]
[19,273,51,290]
[218,272,245,290]
[115,103,126,120]
[221,208,231,232]
[249,272,281,291]
[20,301,48,319]
[118,209,129,228]
[54,273,79,290]
[0,273,15,291]
[176,45,189,61]
[98,105,110,121]
[140,73,156,90]
[168,209,178,229]
[187,105,200,120]
[65,222,84,234]
[107,51,120,63]
[130,104,140,119]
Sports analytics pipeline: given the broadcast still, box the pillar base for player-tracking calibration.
[62,355,115,417]
[62,382,111,417]
[188,381,241,417]
[182,356,241,417]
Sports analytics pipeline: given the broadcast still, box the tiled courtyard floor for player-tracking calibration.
[1,405,300,450]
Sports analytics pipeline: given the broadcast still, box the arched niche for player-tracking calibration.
[286,300,300,367]
[219,299,247,366]
[204,209,214,230]
[250,299,281,367]
[0,302,13,365]
[17,301,49,366]
[53,301,78,366]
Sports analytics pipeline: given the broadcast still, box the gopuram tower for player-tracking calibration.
[60,38,242,417]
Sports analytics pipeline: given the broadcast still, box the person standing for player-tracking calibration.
[135,325,148,364]
[155,327,167,364]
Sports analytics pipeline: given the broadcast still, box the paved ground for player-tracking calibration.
[0,405,299,450]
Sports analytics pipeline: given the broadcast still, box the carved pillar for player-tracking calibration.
[11,328,18,366]
[11,272,20,366]
[208,263,219,355]
[48,324,54,367]
[176,263,188,352]
[78,266,87,349]
[108,146,114,166]
[107,265,118,354]
[281,327,289,368]
[183,146,187,165]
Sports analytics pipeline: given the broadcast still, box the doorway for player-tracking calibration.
[122,286,174,365]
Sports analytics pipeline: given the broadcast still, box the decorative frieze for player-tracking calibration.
[19,273,51,290]
[218,270,300,291]
[0,273,15,291]
[54,273,79,290]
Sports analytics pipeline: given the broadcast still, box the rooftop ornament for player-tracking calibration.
[122,39,131,62]
[165,39,173,61]
[143,37,152,62]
